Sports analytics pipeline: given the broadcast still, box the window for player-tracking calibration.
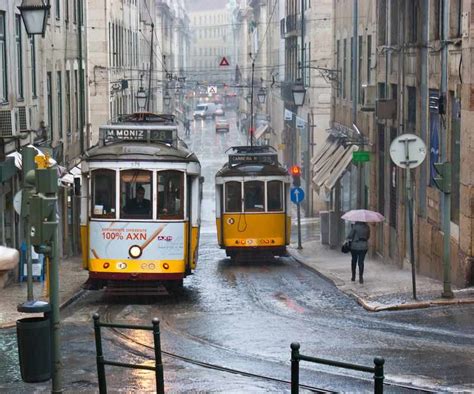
[73,0,77,23]
[358,36,363,104]
[377,0,387,45]
[65,71,71,133]
[390,0,399,44]
[451,93,461,224]
[430,0,441,40]
[225,181,242,212]
[267,181,283,211]
[56,0,61,19]
[407,0,418,43]
[342,38,347,99]
[16,16,24,99]
[57,71,62,138]
[47,72,53,139]
[450,0,462,38]
[244,181,264,212]
[350,37,354,100]
[157,171,184,219]
[91,170,116,218]
[407,87,416,132]
[0,12,7,101]
[121,170,153,219]
[30,38,37,97]
[336,40,340,98]
[65,0,69,23]
[367,35,372,85]
[74,70,79,133]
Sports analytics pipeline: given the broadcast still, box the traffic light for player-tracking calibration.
[433,162,451,194]
[290,165,301,187]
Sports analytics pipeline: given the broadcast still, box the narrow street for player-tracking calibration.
[1,113,473,392]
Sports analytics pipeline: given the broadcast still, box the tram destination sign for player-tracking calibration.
[100,127,175,145]
[229,153,278,166]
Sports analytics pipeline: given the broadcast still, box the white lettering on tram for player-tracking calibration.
[106,129,145,139]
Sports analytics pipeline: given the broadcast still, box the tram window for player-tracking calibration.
[91,169,116,218]
[225,181,242,212]
[157,171,184,219]
[267,181,283,211]
[120,170,152,219]
[244,181,265,212]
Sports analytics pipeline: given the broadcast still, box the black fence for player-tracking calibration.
[290,342,385,393]
[93,313,164,394]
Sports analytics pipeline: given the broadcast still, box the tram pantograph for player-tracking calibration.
[80,113,202,289]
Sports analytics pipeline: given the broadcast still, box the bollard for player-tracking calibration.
[93,313,107,394]
[373,357,385,394]
[290,342,300,394]
[152,318,165,394]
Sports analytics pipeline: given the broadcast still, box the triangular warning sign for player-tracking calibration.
[219,57,230,67]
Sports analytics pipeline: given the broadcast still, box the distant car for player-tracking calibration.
[193,103,217,119]
[215,117,230,132]
[215,105,225,116]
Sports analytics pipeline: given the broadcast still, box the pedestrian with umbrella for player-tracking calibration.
[341,210,384,284]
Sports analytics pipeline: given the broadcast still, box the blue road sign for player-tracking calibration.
[290,187,305,204]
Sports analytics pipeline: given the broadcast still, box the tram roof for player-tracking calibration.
[216,145,288,177]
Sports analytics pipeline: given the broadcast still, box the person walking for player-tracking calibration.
[346,221,370,284]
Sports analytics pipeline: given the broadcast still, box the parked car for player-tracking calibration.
[215,117,230,132]
[193,103,217,119]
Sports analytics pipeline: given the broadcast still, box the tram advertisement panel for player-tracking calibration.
[89,221,185,260]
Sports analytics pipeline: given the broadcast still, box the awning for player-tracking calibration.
[60,165,81,185]
[312,138,359,193]
[254,124,269,140]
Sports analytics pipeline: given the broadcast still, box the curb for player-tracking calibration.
[288,247,474,312]
[0,288,87,330]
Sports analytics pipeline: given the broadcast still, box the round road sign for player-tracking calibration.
[389,133,427,169]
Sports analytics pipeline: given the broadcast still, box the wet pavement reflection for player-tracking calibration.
[1,111,473,392]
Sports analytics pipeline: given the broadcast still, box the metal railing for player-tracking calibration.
[93,313,164,394]
[290,342,385,393]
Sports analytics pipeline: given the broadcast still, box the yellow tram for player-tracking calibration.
[80,113,202,289]
[215,146,291,261]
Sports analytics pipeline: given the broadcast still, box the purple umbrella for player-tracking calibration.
[341,209,385,223]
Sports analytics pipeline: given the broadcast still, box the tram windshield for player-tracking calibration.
[267,181,283,211]
[121,170,152,219]
[157,171,184,219]
[91,169,116,218]
[244,181,265,212]
[225,181,242,212]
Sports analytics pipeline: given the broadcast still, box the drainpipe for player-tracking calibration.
[440,0,453,298]
[78,0,85,154]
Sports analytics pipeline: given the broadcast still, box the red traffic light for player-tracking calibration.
[290,165,301,176]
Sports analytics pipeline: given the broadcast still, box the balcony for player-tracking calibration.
[284,14,300,37]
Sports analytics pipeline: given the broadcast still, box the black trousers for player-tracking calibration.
[351,250,367,277]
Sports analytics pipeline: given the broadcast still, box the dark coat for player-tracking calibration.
[347,222,370,251]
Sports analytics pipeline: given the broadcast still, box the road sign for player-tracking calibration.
[290,187,305,204]
[352,151,371,163]
[390,133,427,169]
[219,57,230,66]
[14,190,22,214]
[207,86,217,94]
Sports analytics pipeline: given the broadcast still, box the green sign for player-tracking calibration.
[352,151,371,163]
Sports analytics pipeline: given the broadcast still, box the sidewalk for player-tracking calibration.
[288,239,474,311]
[0,256,87,329]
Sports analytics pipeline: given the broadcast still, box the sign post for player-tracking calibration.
[390,134,427,300]
[290,187,305,250]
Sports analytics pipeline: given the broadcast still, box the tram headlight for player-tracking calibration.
[129,245,142,259]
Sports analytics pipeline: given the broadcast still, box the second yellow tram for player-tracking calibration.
[215,146,291,261]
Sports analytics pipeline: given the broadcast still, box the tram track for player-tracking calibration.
[99,305,435,393]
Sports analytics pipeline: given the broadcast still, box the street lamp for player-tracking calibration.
[257,87,266,104]
[292,78,306,107]
[136,87,147,111]
[163,90,171,107]
[18,0,50,37]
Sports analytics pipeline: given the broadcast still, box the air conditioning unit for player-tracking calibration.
[0,110,15,137]
[376,98,397,120]
[360,84,376,112]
